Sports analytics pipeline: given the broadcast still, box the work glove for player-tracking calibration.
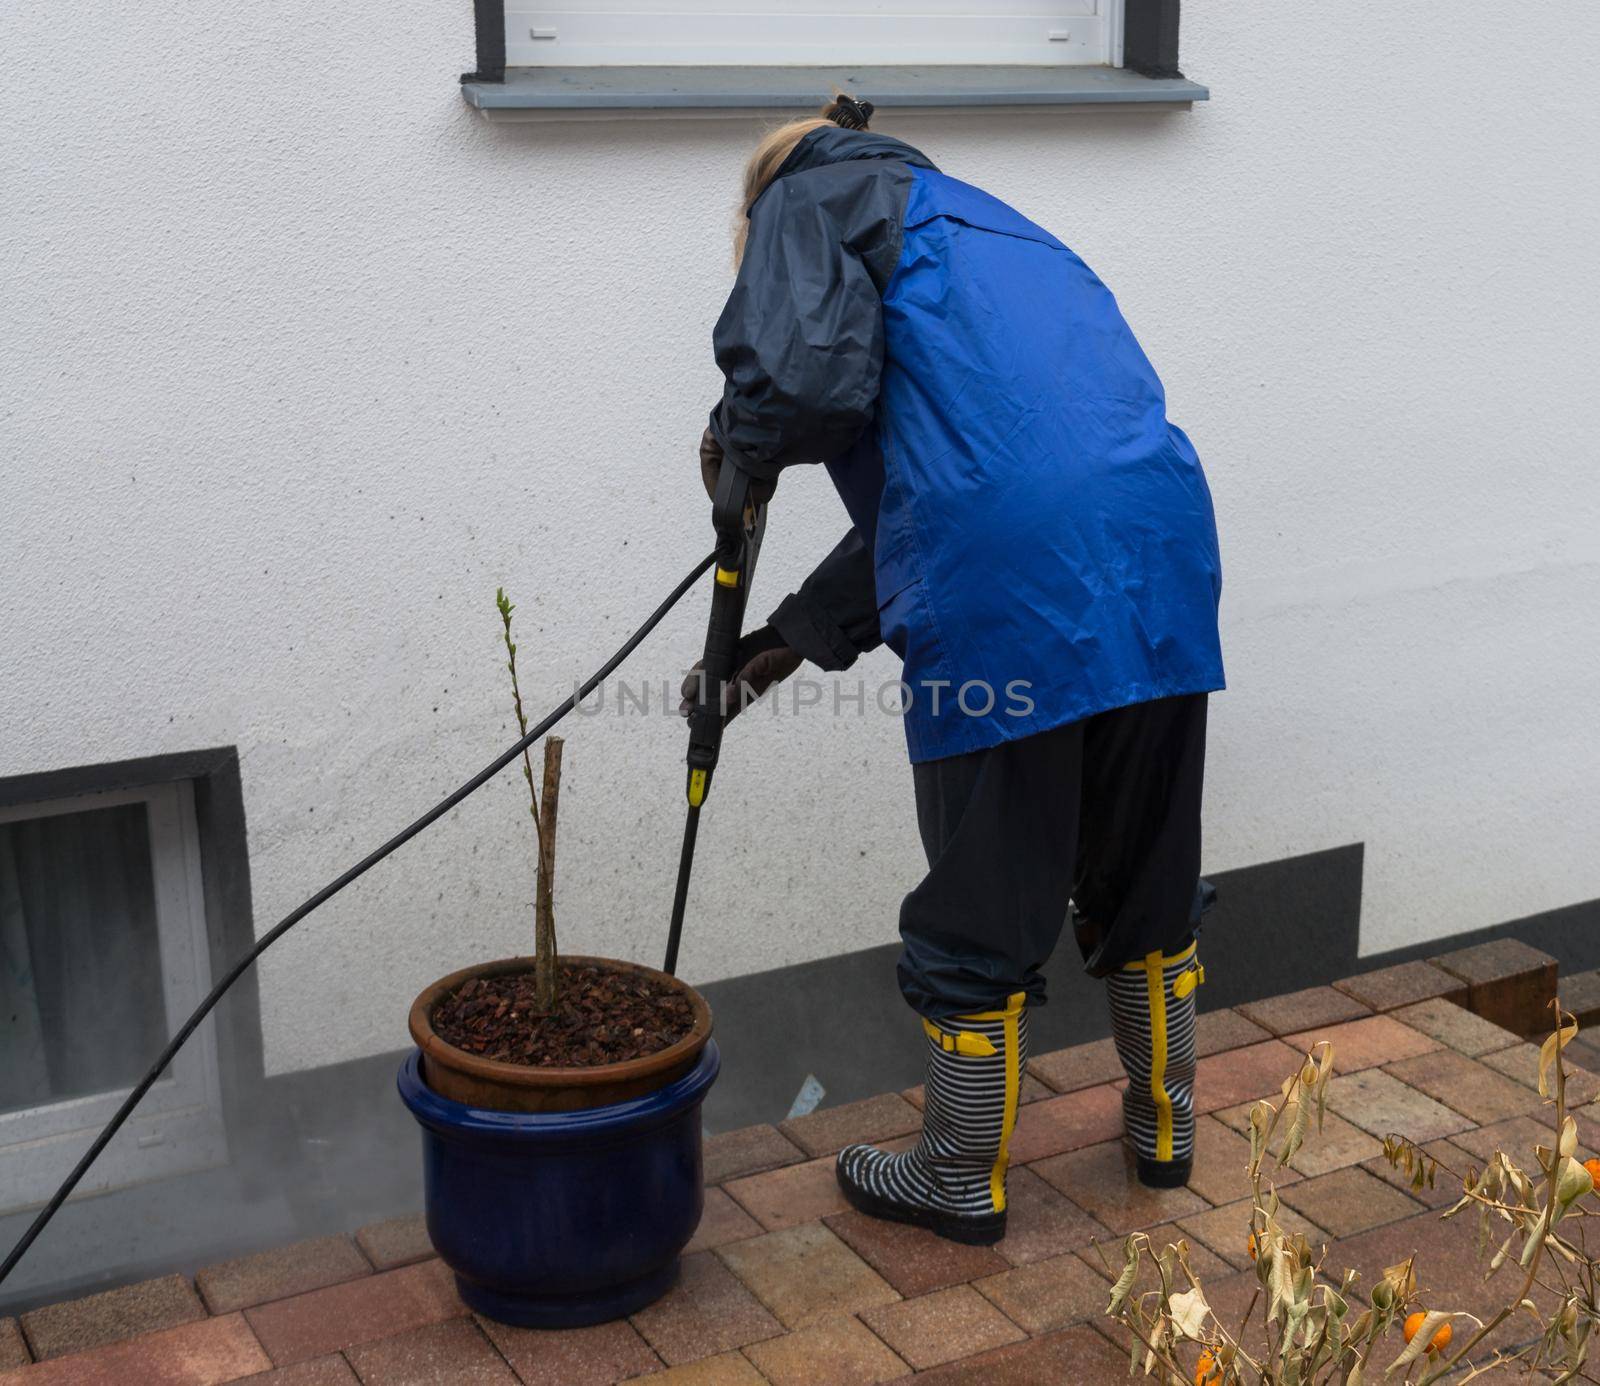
[700,426,776,505]
[679,624,802,724]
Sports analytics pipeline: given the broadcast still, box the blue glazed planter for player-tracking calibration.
[397,1039,719,1327]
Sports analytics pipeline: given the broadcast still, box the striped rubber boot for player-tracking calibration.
[835,993,1027,1245]
[1106,942,1203,1188]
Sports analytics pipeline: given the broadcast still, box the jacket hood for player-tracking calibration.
[770,125,938,188]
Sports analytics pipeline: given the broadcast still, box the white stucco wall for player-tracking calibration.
[4,2,1597,1076]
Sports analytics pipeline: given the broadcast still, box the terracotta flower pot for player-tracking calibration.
[408,954,714,1113]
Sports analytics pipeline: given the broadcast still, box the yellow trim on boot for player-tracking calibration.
[920,1018,997,1057]
[1142,951,1175,1162]
[957,994,1028,1021]
[1173,961,1205,1000]
[947,992,1025,1214]
[1121,938,1199,972]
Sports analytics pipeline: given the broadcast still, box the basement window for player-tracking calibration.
[461,0,1206,119]
[0,782,227,1213]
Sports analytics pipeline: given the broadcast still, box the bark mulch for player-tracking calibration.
[431,961,693,1068]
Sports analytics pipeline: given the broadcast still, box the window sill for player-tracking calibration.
[460,65,1208,122]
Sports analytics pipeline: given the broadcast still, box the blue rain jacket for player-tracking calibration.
[709,127,1224,763]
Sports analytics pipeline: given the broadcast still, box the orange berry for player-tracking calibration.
[1195,1348,1216,1384]
[1247,1231,1258,1262]
[1584,1157,1600,1187]
[1403,1312,1452,1353]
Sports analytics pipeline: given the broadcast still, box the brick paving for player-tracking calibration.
[821,1212,1006,1298]
[0,1324,26,1374]
[685,1188,763,1256]
[1031,1140,1210,1232]
[19,1273,206,1361]
[1277,1165,1428,1238]
[1176,1200,1330,1273]
[1192,1038,1304,1112]
[1562,968,1600,1027]
[1025,1035,1125,1093]
[1384,1047,1547,1126]
[742,1315,904,1384]
[4,955,1595,1385]
[1480,1041,1600,1106]
[862,1286,1023,1370]
[351,1218,434,1275]
[988,1167,1113,1267]
[1391,995,1524,1056]
[480,1319,659,1386]
[1359,1137,1479,1211]
[1324,1067,1476,1142]
[724,1156,852,1232]
[197,1237,370,1317]
[1282,1012,1440,1073]
[970,1254,1109,1336]
[1331,959,1467,1012]
[1431,938,1557,1036]
[1237,984,1372,1036]
[778,1094,921,1159]
[1005,1084,1126,1164]
[629,1254,780,1363]
[1212,1100,1379,1177]
[1183,1114,1299,1207]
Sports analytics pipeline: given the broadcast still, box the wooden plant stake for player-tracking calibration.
[533,736,562,1014]
[497,588,563,1015]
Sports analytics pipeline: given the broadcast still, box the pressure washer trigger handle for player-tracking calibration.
[711,456,752,581]
[683,457,762,808]
[683,552,745,803]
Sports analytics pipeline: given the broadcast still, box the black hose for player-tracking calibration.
[0,550,718,1288]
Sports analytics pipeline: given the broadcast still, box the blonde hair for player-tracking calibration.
[733,96,871,265]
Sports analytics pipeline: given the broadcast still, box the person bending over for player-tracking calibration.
[690,95,1224,1246]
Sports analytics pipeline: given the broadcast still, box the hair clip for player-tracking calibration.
[829,95,874,131]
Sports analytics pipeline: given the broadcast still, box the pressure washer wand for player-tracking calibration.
[663,458,766,976]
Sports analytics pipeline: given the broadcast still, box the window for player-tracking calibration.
[0,782,226,1213]
[504,1,1123,70]
[461,0,1200,115]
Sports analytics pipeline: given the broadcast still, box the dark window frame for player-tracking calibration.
[1123,0,1182,79]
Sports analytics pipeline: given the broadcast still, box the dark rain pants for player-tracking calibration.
[897,693,1208,1020]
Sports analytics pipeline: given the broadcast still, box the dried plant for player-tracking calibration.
[497,588,563,1014]
[1399,1002,1597,1382]
[1101,998,1597,1384]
